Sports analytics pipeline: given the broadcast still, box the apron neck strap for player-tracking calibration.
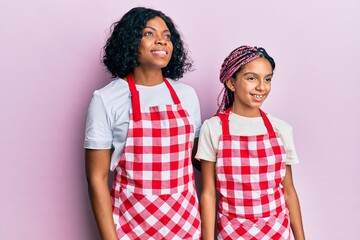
[127,73,181,122]
[217,108,275,135]
[127,73,141,122]
[217,108,231,136]
[259,109,275,134]
[163,78,180,104]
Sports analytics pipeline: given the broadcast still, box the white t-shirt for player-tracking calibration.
[195,111,299,165]
[84,78,202,171]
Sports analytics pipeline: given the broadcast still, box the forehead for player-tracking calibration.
[145,16,169,30]
[240,57,272,73]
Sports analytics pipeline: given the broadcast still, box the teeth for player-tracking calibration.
[152,50,166,54]
[253,95,263,98]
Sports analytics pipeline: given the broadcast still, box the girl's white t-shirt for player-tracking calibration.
[195,111,299,165]
[84,78,202,171]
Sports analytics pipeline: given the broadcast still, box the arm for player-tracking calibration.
[188,85,202,172]
[282,165,305,240]
[192,138,201,171]
[85,149,118,240]
[200,160,217,240]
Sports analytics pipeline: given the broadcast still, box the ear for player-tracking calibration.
[225,78,235,92]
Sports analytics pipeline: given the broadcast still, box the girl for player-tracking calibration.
[196,46,305,239]
[84,7,201,240]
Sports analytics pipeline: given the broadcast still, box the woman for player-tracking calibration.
[84,7,201,239]
[196,46,305,239]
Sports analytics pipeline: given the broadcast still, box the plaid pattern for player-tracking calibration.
[115,104,194,195]
[216,109,289,239]
[218,209,290,240]
[113,187,201,240]
[111,76,201,239]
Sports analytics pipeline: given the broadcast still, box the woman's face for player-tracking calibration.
[226,57,273,117]
[137,16,173,70]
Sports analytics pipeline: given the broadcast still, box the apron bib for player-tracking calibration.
[111,73,201,240]
[216,108,290,240]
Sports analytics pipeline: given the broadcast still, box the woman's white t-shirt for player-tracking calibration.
[84,78,202,171]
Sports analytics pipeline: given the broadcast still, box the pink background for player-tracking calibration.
[1,0,359,239]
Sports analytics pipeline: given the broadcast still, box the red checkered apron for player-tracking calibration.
[216,108,290,240]
[111,73,201,240]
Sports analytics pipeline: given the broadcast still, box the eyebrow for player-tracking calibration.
[144,26,170,33]
[243,72,273,77]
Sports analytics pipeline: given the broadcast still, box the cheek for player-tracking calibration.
[139,39,151,51]
[236,88,248,99]
[137,42,150,57]
[267,83,272,92]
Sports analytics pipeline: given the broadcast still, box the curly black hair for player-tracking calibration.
[103,7,193,80]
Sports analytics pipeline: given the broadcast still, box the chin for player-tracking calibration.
[250,103,263,109]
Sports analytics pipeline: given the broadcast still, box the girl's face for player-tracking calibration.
[137,16,173,71]
[226,57,273,117]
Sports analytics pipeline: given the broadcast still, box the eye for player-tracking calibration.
[265,77,272,82]
[164,34,172,40]
[143,31,154,37]
[248,77,256,81]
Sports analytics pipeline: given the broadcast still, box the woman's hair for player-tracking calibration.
[103,7,192,80]
[217,45,275,113]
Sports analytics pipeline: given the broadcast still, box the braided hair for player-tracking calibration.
[217,46,275,113]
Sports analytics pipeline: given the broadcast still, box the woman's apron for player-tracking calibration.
[111,73,201,240]
[216,108,290,240]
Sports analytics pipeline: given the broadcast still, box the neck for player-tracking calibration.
[132,68,164,86]
[231,104,261,117]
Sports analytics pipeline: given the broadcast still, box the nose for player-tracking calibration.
[255,80,265,91]
[155,37,166,45]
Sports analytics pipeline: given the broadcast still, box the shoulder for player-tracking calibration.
[204,115,221,127]
[267,114,293,133]
[167,79,200,116]
[89,78,131,119]
[167,79,197,97]
[93,78,129,101]
[267,114,296,147]
[199,116,222,135]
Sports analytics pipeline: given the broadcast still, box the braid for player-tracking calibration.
[216,46,275,114]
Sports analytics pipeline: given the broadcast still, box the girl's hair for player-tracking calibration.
[103,7,192,80]
[217,45,275,113]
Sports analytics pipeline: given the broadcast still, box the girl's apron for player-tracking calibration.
[111,73,201,240]
[216,108,290,240]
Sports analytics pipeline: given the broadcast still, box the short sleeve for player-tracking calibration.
[195,120,218,162]
[279,125,300,165]
[176,84,201,138]
[191,92,202,138]
[84,91,113,149]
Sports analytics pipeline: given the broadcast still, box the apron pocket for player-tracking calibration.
[115,188,201,239]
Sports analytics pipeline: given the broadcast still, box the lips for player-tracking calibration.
[151,49,167,57]
[251,94,265,101]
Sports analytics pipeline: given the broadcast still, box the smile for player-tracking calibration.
[251,94,265,101]
[151,50,167,56]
